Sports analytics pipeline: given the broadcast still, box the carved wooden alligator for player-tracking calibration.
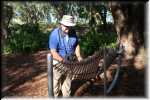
[48,46,124,96]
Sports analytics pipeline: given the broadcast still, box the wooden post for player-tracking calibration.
[47,53,53,97]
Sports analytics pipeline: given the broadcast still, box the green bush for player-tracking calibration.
[2,23,117,56]
[79,27,117,57]
[3,23,50,54]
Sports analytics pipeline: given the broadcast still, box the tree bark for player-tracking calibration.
[108,2,146,60]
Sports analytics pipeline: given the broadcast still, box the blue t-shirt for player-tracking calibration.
[49,27,78,58]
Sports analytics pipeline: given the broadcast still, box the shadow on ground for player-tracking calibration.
[1,50,146,98]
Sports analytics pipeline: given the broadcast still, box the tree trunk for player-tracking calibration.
[108,2,146,60]
[2,5,13,44]
[106,2,146,71]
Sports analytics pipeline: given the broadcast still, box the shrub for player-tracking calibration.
[2,23,50,54]
[79,27,117,57]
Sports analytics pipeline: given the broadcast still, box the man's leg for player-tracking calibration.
[53,59,63,97]
[53,67,62,97]
[61,75,71,97]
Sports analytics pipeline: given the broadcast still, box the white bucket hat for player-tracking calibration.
[60,15,76,27]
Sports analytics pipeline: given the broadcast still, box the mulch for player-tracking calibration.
[1,50,146,98]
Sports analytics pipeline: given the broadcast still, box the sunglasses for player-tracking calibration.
[64,25,72,29]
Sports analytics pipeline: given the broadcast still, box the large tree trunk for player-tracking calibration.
[108,2,146,70]
[2,5,13,43]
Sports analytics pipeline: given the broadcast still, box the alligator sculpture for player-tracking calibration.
[47,45,124,96]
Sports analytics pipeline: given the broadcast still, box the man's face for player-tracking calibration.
[61,24,71,33]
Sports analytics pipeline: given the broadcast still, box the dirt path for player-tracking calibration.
[2,50,49,97]
[1,50,146,98]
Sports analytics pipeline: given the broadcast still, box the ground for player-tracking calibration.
[1,50,146,98]
[2,50,49,97]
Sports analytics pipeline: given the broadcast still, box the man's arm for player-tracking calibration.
[75,44,83,61]
[49,29,64,62]
[50,49,64,62]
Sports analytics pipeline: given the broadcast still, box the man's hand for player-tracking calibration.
[77,56,83,62]
[50,49,64,62]
[75,45,83,62]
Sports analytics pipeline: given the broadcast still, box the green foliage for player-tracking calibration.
[2,2,116,55]
[3,23,49,54]
[79,27,117,57]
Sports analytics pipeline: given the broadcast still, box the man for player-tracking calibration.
[49,15,83,97]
